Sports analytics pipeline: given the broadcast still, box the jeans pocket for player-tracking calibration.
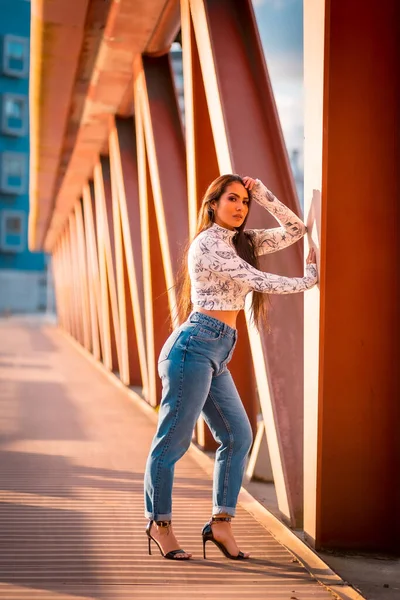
[158,329,182,363]
[191,326,222,342]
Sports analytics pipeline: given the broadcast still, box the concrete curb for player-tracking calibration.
[58,326,366,600]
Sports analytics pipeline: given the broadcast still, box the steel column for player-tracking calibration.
[68,211,87,348]
[133,52,189,405]
[52,241,66,331]
[134,83,169,406]
[181,0,220,239]
[82,183,103,362]
[138,53,189,326]
[304,0,400,552]
[93,158,122,374]
[74,200,92,353]
[109,118,147,388]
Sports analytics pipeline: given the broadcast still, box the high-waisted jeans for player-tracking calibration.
[144,312,253,521]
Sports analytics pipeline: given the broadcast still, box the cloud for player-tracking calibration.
[250,0,304,150]
[266,51,303,82]
[262,52,304,150]
[274,88,304,149]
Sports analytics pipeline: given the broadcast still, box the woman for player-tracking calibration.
[144,175,317,560]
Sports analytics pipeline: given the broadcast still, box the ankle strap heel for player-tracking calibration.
[155,519,171,528]
[146,519,191,560]
[202,515,249,560]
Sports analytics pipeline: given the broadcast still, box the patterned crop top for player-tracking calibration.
[188,179,317,311]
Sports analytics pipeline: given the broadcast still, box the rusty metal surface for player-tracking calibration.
[0,317,337,600]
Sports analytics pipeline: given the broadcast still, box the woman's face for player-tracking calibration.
[211,182,249,230]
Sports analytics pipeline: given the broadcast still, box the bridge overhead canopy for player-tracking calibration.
[29,0,180,252]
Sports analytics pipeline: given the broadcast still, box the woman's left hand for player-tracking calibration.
[306,248,317,264]
[242,176,258,190]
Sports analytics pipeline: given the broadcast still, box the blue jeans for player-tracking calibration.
[144,312,253,521]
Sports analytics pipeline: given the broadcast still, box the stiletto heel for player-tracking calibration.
[146,520,191,560]
[201,516,249,560]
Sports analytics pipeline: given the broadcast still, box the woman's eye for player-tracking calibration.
[228,196,236,201]
[243,201,249,206]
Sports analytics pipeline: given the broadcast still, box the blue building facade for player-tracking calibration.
[0,0,48,313]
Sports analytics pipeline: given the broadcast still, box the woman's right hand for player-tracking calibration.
[306,247,316,264]
[242,176,258,190]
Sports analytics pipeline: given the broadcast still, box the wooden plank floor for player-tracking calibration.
[0,317,337,600]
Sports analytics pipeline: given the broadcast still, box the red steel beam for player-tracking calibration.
[82,183,103,362]
[181,0,220,236]
[109,124,141,387]
[134,88,169,406]
[60,226,75,339]
[109,118,149,391]
[68,212,85,347]
[61,233,73,336]
[74,200,92,353]
[306,0,400,552]
[52,241,66,332]
[93,158,122,374]
[138,53,189,326]
[133,52,189,405]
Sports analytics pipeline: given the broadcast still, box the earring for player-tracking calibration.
[207,208,214,220]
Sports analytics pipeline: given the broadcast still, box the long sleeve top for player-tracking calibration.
[188,179,317,310]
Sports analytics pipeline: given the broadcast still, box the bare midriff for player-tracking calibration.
[194,307,240,330]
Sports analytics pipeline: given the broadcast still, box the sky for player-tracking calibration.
[251,0,304,164]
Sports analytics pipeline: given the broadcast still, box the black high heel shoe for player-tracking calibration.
[202,516,249,560]
[146,520,191,560]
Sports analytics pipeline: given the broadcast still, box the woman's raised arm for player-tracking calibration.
[244,178,307,256]
[198,235,317,295]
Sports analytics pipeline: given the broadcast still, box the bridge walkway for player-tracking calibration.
[0,316,355,600]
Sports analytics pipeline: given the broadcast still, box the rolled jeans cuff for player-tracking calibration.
[145,511,172,521]
[212,505,236,517]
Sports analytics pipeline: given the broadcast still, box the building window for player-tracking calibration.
[2,94,28,136]
[0,152,27,194]
[0,210,25,253]
[3,35,29,78]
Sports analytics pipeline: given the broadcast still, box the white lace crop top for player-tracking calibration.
[188,179,317,311]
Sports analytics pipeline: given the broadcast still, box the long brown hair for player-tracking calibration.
[176,174,269,331]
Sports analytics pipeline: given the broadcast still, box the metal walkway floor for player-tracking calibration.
[0,316,341,600]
